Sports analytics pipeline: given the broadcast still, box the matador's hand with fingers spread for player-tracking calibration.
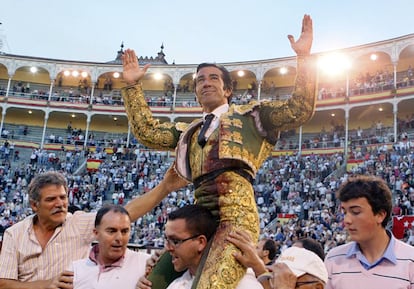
[287,14,313,56]
[122,49,151,85]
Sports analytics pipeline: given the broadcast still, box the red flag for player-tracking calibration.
[392,215,414,239]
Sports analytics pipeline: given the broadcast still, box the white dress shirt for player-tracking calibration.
[166,268,263,289]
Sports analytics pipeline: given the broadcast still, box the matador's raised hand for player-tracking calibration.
[288,14,313,56]
[122,49,151,85]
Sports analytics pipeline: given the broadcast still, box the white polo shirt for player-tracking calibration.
[72,248,150,289]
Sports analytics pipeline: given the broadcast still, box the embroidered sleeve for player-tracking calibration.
[121,84,183,150]
[258,55,316,143]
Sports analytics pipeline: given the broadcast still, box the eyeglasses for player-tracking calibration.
[295,280,320,288]
[164,234,201,248]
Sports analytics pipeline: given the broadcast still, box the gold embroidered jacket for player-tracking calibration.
[121,55,316,183]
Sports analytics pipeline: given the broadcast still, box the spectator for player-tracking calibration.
[0,171,160,288]
[325,175,414,289]
[272,246,328,289]
[0,171,94,288]
[228,232,327,289]
[138,204,263,289]
[256,238,277,266]
[293,237,325,261]
[71,204,150,289]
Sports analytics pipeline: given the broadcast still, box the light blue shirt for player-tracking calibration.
[346,230,397,270]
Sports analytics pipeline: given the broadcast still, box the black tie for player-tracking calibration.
[198,114,214,147]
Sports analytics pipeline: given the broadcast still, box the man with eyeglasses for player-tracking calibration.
[138,204,263,289]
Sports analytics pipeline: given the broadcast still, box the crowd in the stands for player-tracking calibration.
[1,124,414,254]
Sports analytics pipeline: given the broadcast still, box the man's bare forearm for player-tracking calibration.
[0,279,51,289]
[125,164,189,221]
[125,181,171,222]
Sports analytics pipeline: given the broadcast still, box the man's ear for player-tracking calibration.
[30,200,38,212]
[224,88,232,98]
[376,209,387,226]
[315,282,324,289]
[197,235,208,253]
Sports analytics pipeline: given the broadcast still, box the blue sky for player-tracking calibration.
[1,0,413,64]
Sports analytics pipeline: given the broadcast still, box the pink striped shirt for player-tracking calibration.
[0,211,96,281]
[325,236,414,289]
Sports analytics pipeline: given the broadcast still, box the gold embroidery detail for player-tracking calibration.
[221,118,242,128]
[121,84,178,150]
[232,101,259,114]
[196,172,259,289]
[175,122,189,132]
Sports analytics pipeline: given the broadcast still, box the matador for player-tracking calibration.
[121,14,316,289]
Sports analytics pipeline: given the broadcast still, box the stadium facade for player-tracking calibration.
[0,35,414,160]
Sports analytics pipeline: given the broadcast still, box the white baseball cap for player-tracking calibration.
[276,246,328,283]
